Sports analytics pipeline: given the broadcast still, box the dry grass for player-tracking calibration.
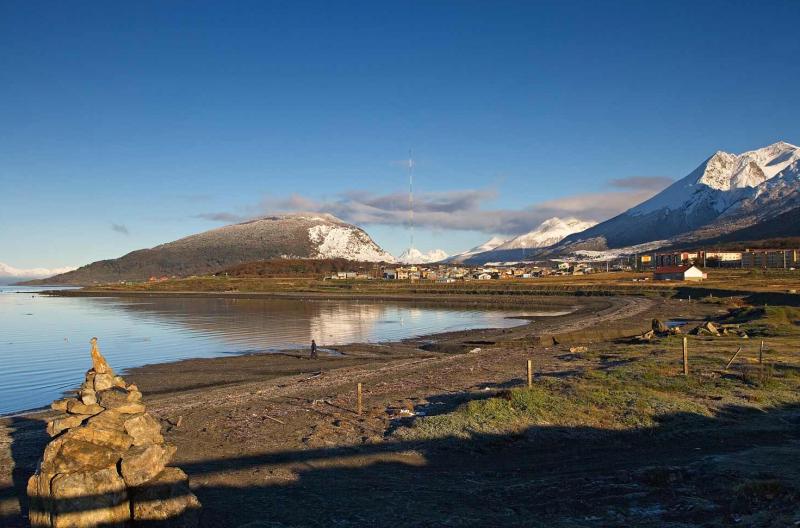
[395,306,800,443]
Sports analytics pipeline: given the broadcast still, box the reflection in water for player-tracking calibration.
[0,287,571,414]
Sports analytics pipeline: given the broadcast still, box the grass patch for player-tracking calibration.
[397,313,800,442]
[724,306,800,325]
[395,367,712,441]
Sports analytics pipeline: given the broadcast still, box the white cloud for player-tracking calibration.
[194,177,674,236]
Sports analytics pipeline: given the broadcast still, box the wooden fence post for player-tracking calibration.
[357,383,363,416]
[527,359,533,388]
[759,340,764,366]
[683,337,689,376]
[725,347,742,370]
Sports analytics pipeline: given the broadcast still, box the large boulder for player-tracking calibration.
[125,413,165,446]
[46,414,86,437]
[50,440,122,474]
[66,400,104,416]
[651,318,669,334]
[121,443,176,486]
[50,466,130,528]
[27,338,200,527]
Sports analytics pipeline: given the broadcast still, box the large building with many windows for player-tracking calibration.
[741,249,799,269]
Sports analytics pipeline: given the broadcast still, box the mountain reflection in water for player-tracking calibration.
[0,289,572,414]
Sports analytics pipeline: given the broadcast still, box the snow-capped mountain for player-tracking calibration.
[495,217,597,250]
[452,217,595,264]
[444,236,508,264]
[31,214,395,284]
[0,262,77,281]
[558,141,800,251]
[396,247,449,264]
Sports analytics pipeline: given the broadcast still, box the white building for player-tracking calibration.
[653,265,707,281]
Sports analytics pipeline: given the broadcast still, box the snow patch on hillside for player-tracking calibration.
[573,240,668,261]
[308,225,395,262]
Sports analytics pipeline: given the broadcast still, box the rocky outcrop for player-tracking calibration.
[651,319,669,334]
[690,321,721,336]
[27,338,200,527]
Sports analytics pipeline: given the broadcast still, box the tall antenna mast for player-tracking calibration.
[408,150,414,251]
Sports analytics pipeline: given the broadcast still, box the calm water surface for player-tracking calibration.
[0,286,569,415]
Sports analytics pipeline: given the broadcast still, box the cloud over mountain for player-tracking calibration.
[196,178,673,236]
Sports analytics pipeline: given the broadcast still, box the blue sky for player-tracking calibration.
[1,0,799,269]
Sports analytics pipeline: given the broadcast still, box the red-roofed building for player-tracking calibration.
[653,265,707,281]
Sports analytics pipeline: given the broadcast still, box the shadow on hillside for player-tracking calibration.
[3,401,800,527]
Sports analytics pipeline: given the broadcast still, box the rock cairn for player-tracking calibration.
[27,338,200,527]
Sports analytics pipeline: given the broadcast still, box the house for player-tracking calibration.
[653,265,707,281]
[383,269,398,280]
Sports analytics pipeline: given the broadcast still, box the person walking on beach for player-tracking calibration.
[310,339,318,359]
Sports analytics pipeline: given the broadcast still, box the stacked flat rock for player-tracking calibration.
[27,338,200,527]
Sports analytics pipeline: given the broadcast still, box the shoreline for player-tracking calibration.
[3,294,622,419]
[39,287,648,302]
[7,293,745,526]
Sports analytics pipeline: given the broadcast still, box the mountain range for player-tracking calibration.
[32,214,395,284]
[396,247,450,264]
[460,141,800,264]
[558,141,800,252]
[21,141,800,282]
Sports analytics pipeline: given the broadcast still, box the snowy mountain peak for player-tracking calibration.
[557,140,800,252]
[696,141,800,191]
[495,217,597,250]
[632,141,800,216]
[396,247,449,264]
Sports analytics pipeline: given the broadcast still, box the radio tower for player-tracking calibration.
[408,150,414,251]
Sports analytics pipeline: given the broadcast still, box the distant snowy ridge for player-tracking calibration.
[396,247,449,264]
[443,217,595,265]
[0,262,77,279]
[495,217,597,250]
[444,236,508,263]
